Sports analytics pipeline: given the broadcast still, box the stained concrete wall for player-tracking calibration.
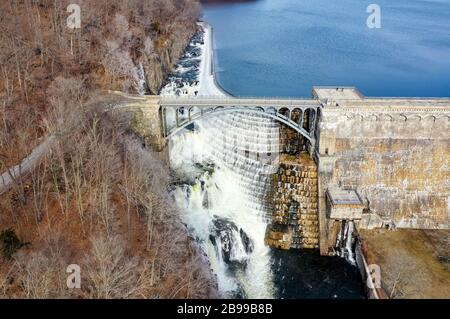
[125,96,166,153]
[268,154,319,249]
[314,88,450,253]
[115,90,450,255]
[108,93,168,162]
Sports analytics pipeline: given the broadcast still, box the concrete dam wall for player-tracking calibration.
[314,87,450,254]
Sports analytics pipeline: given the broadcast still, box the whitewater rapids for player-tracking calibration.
[163,21,282,298]
[169,112,282,298]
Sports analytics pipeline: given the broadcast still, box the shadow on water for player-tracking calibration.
[271,248,365,299]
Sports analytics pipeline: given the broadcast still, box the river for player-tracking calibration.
[203,0,450,97]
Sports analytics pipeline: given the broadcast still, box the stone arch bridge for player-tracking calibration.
[159,97,321,142]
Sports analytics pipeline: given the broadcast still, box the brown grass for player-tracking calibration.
[360,229,450,298]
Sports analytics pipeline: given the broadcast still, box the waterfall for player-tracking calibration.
[137,63,146,96]
[169,111,281,298]
[344,221,356,266]
[335,221,356,266]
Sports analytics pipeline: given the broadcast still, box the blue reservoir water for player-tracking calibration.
[203,0,450,97]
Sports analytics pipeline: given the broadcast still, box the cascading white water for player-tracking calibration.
[335,220,356,266]
[344,221,356,266]
[159,20,365,300]
[137,63,147,96]
[169,111,282,298]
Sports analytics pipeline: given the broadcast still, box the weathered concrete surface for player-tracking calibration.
[115,88,450,257]
[314,87,450,254]
[268,154,319,249]
[132,98,170,165]
[105,92,169,163]
[113,95,166,152]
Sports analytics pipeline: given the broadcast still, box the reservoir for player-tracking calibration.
[203,0,450,97]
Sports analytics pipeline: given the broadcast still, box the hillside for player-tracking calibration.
[0,0,218,298]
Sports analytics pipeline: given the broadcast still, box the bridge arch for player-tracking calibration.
[278,107,290,119]
[424,115,437,122]
[303,108,317,131]
[437,115,450,122]
[164,106,317,141]
[176,107,189,126]
[379,114,394,122]
[365,114,379,122]
[409,114,422,122]
[395,114,408,122]
[266,107,277,115]
[189,106,202,120]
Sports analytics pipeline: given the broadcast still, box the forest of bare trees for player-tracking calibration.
[0,0,200,165]
[0,0,217,298]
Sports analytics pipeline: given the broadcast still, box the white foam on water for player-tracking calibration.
[169,114,281,298]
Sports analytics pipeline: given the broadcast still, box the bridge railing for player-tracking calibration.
[160,95,321,107]
[161,95,314,100]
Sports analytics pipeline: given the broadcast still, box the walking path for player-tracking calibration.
[197,22,229,97]
[0,135,55,195]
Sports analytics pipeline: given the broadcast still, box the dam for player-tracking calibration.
[125,86,450,257]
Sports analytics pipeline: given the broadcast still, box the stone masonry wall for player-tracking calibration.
[128,96,166,152]
[317,108,450,231]
[270,154,319,249]
[280,126,306,155]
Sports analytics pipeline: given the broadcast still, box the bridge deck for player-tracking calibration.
[160,97,321,108]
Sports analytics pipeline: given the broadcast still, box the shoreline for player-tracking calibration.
[160,21,232,98]
[201,22,234,97]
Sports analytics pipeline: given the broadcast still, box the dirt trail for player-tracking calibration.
[0,136,55,195]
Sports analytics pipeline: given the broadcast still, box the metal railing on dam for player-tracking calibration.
[159,95,321,108]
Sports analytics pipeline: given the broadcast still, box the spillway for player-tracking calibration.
[169,111,281,298]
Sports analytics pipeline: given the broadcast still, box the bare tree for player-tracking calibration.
[0,0,215,300]
[0,263,15,298]
[83,234,140,299]
[14,229,70,299]
[384,250,425,299]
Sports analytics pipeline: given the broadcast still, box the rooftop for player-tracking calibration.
[327,188,364,206]
[336,98,450,108]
